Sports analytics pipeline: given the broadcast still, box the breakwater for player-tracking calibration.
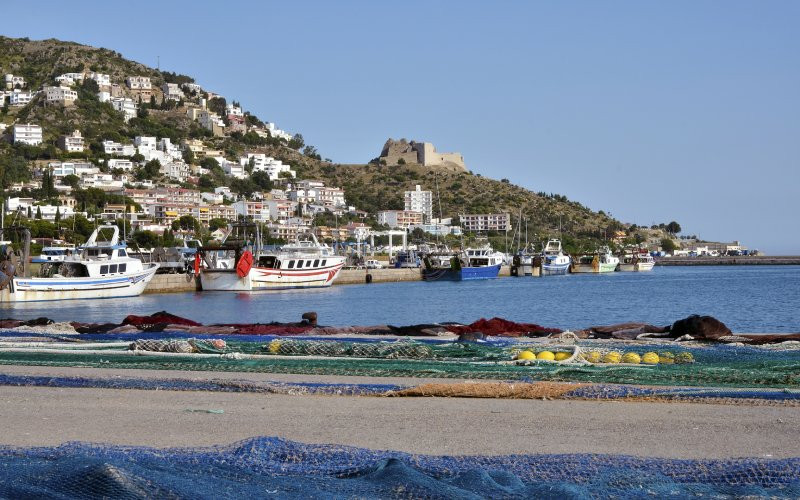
[656,256,800,266]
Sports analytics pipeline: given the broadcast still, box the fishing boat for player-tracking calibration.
[0,225,158,302]
[510,245,541,277]
[422,243,504,281]
[31,244,76,263]
[198,224,345,291]
[571,246,620,273]
[618,251,655,272]
[540,239,571,275]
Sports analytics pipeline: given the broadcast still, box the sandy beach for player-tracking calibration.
[0,365,797,459]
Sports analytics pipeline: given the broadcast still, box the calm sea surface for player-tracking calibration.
[2,266,798,333]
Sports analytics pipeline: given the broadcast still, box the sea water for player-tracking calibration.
[3,266,799,332]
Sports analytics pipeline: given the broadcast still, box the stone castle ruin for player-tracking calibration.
[379,139,466,172]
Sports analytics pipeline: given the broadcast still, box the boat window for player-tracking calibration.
[118,249,127,257]
[110,264,118,273]
[100,265,109,274]
[119,263,126,273]
[288,260,295,269]
[321,259,327,266]
[89,249,99,257]
[313,259,319,267]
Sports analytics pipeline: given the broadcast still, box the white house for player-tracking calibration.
[12,123,42,145]
[102,140,136,156]
[87,72,111,87]
[110,97,137,122]
[181,82,202,94]
[215,186,233,199]
[57,130,85,152]
[265,122,292,141]
[161,83,184,101]
[226,103,243,117]
[160,161,191,182]
[135,136,157,153]
[55,72,85,86]
[201,192,224,204]
[44,86,78,106]
[197,110,225,136]
[107,159,135,171]
[80,173,124,191]
[47,161,99,177]
[158,138,182,159]
[126,76,151,90]
[239,153,296,180]
[404,184,433,222]
[9,90,34,107]
[4,74,25,89]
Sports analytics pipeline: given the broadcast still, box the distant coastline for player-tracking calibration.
[656,256,800,266]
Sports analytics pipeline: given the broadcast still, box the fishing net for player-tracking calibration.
[0,437,798,498]
[1,336,799,389]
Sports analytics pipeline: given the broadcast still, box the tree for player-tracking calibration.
[63,174,81,189]
[182,148,195,165]
[132,230,160,248]
[666,221,682,235]
[288,133,305,150]
[660,238,678,253]
[35,206,42,219]
[198,174,217,190]
[230,177,258,199]
[208,218,229,231]
[251,171,273,191]
[137,159,161,180]
[54,207,61,222]
[200,157,220,170]
[172,215,202,234]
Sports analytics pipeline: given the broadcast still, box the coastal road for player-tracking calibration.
[0,366,798,459]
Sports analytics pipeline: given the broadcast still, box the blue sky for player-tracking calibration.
[5,1,799,253]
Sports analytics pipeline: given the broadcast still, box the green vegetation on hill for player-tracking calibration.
[0,35,671,253]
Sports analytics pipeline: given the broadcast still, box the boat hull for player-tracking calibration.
[0,264,159,302]
[618,260,655,272]
[200,262,344,291]
[541,262,570,276]
[422,264,501,281]
[572,262,618,273]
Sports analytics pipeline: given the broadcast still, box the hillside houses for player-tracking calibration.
[57,130,85,152]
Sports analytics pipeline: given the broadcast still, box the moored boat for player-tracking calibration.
[511,245,541,277]
[198,224,345,291]
[541,239,571,275]
[618,251,655,272]
[422,244,503,281]
[0,225,158,302]
[572,246,619,273]
[31,244,76,263]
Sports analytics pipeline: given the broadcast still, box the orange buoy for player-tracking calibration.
[236,250,253,278]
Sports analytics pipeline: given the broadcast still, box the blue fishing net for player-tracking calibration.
[0,437,798,498]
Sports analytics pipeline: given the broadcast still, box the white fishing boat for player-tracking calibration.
[198,224,345,291]
[541,239,571,275]
[0,225,158,302]
[31,244,76,263]
[572,246,619,273]
[618,251,655,272]
[511,245,541,277]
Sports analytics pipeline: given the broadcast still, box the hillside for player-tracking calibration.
[0,35,657,252]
